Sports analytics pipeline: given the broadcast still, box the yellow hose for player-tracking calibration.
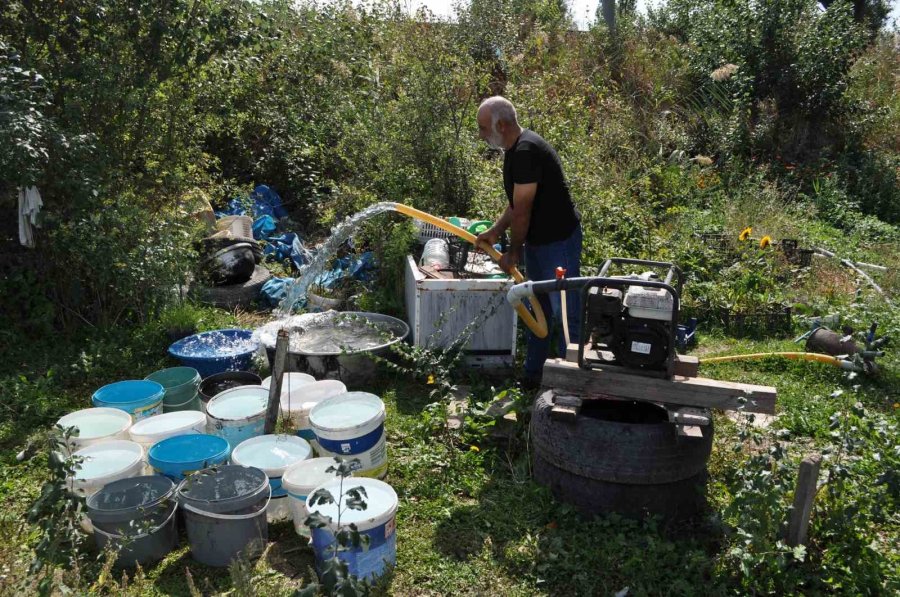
[393,203,548,338]
[701,352,849,368]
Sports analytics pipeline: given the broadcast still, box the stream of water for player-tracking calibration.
[275,201,399,316]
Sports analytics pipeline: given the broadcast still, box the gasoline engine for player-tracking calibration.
[578,259,683,376]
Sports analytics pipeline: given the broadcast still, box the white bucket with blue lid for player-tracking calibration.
[309,392,387,478]
[281,457,347,537]
[231,434,312,522]
[205,385,270,450]
[280,380,347,451]
[306,477,398,581]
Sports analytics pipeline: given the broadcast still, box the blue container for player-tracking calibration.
[148,433,230,481]
[167,329,258,378]
[308,477,398,581]
[92,380,165,420]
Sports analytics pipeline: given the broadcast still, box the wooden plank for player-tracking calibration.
[674,355,699,378]
[564,344,700,378]
[264,329,289,434]
[541,358,777,414]
[550,394,583,422]
[786,454,822,547]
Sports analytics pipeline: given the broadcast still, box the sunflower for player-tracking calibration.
[759,235,772,249]
[739,227,752,241]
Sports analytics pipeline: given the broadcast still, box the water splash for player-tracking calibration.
[275,201,398,316]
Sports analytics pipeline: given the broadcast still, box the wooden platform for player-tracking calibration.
[541,358,777,415]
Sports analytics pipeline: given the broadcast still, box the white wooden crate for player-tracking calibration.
[404,255,516,368]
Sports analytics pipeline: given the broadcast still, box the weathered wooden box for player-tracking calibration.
[403,255,517,368]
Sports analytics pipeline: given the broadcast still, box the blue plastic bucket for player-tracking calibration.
[167,329,258,378]
[148,433,229,481]
[231,434,312,522]
[205,385,270,450]
[307,477,398,581]
[309,392,387,478]
[92,380,165,420]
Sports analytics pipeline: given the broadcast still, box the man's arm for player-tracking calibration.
[476,205,513,248]
[501,182,536,272]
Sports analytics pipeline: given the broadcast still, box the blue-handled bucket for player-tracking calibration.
[92,380,165,420]
[309,392,387,478]
[231,434,312,522]
[307,477,398,581]
[205,385,270,450]
[148,433,229,481]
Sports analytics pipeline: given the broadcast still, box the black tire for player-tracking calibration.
[533,453,707,520]
[198,265,272,309]
[530,390,713,485]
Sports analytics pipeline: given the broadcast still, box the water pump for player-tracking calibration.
[579,259,682,376]
[507,258,683,378]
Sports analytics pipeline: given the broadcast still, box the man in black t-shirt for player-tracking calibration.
[475,96,582,386]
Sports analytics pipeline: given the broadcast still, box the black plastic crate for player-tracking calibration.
[687,304,793,338]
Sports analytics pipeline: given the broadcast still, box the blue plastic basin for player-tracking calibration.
[167,329,258,378]
[148,433,230,481]
[92,380,166,420]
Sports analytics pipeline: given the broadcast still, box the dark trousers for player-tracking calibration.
[523,225,583,378]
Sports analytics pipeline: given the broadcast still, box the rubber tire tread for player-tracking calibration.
[533,453,707,520]
[530,390,712,485]
[198,265,272,309]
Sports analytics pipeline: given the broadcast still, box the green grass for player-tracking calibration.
[0,288,898,595]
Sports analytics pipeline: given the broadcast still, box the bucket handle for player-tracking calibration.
[179,483,272,520]
[91,502,179,541]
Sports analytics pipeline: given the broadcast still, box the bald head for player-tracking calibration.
[477,96,522,150]
[478,96,519,128]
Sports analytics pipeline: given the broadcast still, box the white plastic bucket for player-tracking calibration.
[309,392,387,478]
[70,440,145,498]
[307,477,398,581]
[205,385,269,451]
[280,380,346,452]
[231,434,312,523]
[128,410,207,453]
[281,457,348,537]
[261,372,316,392]
[57,407,133,452]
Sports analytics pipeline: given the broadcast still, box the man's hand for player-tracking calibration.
[475,227,501,252]
[499,248,520,274]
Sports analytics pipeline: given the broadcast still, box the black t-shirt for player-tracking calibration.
[503,129,580,245]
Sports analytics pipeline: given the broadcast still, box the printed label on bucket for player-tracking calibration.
[312,516,396,581]
[133,400,163,420]
[319,433,387,478]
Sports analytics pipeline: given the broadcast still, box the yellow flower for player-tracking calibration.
[739,227,752,241]
[894,402,899,409]
[427,374,435,385]
[759,235,772,249]
[469,445,480,452]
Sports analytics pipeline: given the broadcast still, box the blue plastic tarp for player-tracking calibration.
[250,185,288,219]
[260,277,296,308]
[253,215,277,241]
[264,233,310,270]
[215,184,288,220]
[312,251,375,288]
